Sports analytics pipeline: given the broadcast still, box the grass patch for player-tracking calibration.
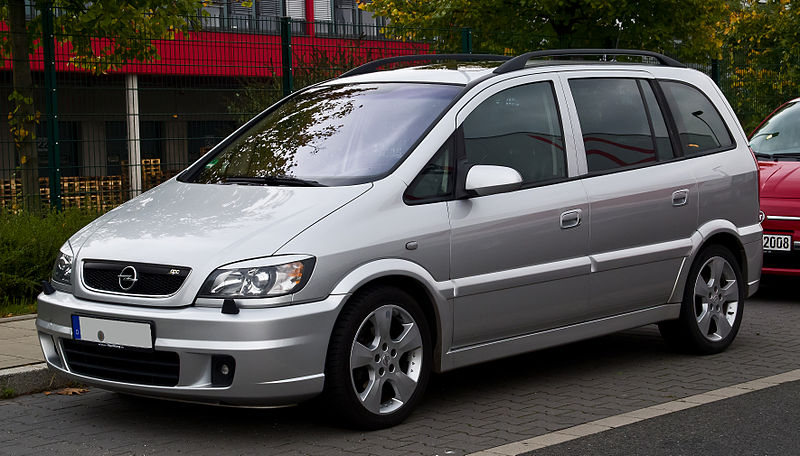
[0,298,37,318]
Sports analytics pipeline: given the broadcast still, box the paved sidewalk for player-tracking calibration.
[0,316,43,368]
[0,315,71,396]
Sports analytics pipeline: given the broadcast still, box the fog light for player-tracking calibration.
[211,355,235,387]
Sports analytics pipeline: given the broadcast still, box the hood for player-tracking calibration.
[758,161,800,199]
[70,179,370,305]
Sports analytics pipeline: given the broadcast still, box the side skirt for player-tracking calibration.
[439,304,681,372]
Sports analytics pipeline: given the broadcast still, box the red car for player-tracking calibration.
[750,97,800,276]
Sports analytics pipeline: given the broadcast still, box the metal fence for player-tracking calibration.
[0,5,466,212]
[1,5,796,212]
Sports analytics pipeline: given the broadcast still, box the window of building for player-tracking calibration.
[659,81,734,156]
[105,121,164,173]
[461,82,566,186]
[36,121,81,177]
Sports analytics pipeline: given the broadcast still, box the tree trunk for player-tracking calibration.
[8,0,40,212]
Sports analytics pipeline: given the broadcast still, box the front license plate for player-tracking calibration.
[71,315,153,349]
[763,234,792,252]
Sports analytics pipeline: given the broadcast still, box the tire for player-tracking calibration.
[324,286,432,430]
[659,245,745,355]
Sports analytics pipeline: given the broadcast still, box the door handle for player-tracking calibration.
[672,189,689,207]
[560,209,582,229]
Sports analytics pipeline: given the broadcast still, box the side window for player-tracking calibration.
[462,82,566,185]
[640,81,675,161]
[569,78,658,173]
[404,138,454,204]
[659,80,734,156]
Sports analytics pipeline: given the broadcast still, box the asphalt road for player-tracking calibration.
[1,277,798,456]
[525,380,800,456]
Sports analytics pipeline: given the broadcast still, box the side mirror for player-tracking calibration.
[465,165,523,197]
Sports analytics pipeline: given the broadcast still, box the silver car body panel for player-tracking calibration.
[37,62,761,404]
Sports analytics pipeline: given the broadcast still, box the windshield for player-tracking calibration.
[188,83,462,186]
[750,102,800,159]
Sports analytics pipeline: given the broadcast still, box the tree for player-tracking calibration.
[720,0,800,132]
[362,0,728,60]
[1,0,204,211]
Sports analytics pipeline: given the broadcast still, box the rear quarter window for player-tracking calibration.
[659,81,734,156]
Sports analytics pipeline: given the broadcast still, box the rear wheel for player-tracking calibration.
[659,245,744,354]
[324,286,431,429]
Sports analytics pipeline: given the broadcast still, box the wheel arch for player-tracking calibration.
[329,259,452,372]
[669,220,754,303]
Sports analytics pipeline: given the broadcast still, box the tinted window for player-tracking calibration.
[462,82,566,185]
[660,81,733,156]
[190,83,461,186]
[640,81,675,160]
[404,139,455,203]
[749,102,800,157]
[570,78,658,173]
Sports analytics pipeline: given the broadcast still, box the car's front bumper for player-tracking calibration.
[36,290,346,406]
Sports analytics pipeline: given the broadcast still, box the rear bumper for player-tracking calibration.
[744,239,763,297]
[36,290,346,406]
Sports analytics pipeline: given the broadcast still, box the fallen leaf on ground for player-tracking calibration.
[44,387,90,396]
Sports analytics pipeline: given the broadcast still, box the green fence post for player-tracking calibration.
[41,1,61,211]
[281,17,293,97]
[711,59,721,87]
[461,28,473,54]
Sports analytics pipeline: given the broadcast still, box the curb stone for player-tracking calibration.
[0,313,37,324]
[0,363,74,398]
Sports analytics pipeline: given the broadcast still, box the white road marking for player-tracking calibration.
[468,369,800,456]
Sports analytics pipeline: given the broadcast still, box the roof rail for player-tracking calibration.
[340,54,511,78]
[493,49,685,74]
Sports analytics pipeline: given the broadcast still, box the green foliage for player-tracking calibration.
[362,0,728,59]
[0,297,37,317]
[1,0,205,74]
[0,208,99,310]
[1,388,15,399]
[7,90,41,149]
[721,0,800,132]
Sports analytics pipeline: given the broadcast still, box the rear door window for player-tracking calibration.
[659,81,734,156]
[569,78,660,173]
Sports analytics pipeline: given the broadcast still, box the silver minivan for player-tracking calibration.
[37,50,762,429]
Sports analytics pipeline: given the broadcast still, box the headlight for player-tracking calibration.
[198,257,315,298]
[52,243,74,287]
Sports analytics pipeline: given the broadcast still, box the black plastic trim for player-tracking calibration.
[494,49,685,75]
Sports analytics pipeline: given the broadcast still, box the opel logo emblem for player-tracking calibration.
[118,266,138,291]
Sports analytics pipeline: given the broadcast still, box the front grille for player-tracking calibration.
[763,250,799,270]
[83,260,190,296]
[62,339,180,386]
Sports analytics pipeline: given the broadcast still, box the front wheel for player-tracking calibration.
[659,245,745,355]
[324,286,431,429]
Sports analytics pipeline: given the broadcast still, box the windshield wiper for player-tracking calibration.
[772,152,800,161]
[221,176,325,187]
[753,152,774,160]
